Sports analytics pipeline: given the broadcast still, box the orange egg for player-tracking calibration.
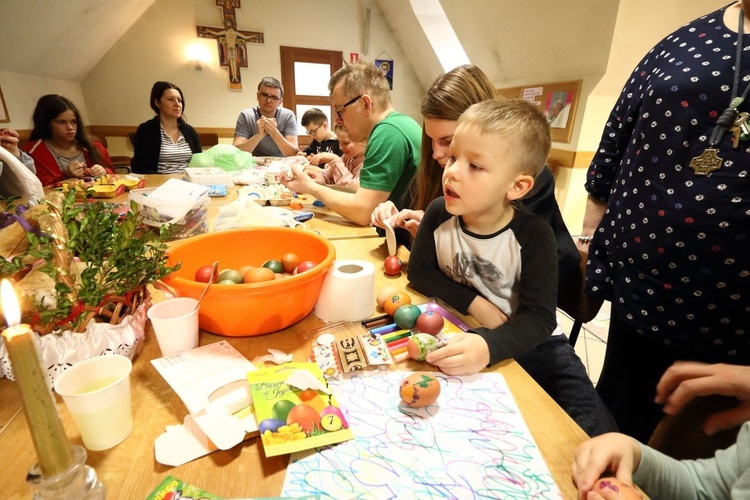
[383,291,411,316]
[376,285,401,308]
[593,477,644,500]
[243,266,275,283]
[280,252,301,274]
[399,372,440,408]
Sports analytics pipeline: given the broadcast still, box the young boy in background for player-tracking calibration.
[300,108,342,165]
[408,99,615,436]
[306,124,364,191]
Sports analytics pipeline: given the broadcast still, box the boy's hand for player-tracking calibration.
[655,361,750,435]
[424,333,490,375]
[572,433,642,500]
[467,295,509,329]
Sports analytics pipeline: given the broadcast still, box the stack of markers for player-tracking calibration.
[380,330,412,363]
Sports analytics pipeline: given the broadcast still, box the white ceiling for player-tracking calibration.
[1,0,618,89]
[0,0,156,81]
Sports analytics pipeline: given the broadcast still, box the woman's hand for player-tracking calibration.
[65,160,86,178]
[391,209,424,237]
[371,201,399,229]
[572,433,642,500]
[86,164,107,177]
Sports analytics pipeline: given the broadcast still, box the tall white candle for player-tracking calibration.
[1,279,73,477]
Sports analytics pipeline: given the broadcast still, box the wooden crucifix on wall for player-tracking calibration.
[197,0,264,90]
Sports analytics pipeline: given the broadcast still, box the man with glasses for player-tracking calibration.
[233,76,299,157]
[281,60,421,226]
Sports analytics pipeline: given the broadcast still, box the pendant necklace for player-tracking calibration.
[690,8,750,175]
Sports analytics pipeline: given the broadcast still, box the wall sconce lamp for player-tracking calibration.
[186,42,211,71]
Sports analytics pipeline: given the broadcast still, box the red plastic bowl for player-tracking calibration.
[162,227,335,336]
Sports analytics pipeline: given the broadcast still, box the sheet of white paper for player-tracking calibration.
[151,341,256,415]
[148,178,209,202]
[282,371,561,499]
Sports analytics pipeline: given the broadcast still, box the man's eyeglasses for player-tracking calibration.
[334,95,363,119]
[258,92,281,102]
[306,123,323,136]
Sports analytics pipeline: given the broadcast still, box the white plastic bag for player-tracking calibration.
[214,195,303,232]
[0,147,44,201]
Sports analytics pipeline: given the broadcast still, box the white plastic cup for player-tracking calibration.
[54,355,133,451]
[147,297,200,357]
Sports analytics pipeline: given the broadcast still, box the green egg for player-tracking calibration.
[217,269,244,284]
[262,259,284,274]
[271,399,296,421]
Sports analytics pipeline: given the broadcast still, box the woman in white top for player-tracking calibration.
[131,81,202,174]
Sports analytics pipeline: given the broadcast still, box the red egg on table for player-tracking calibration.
[399,372,440,408]
[384,255,402,276]
[415,311,444,335]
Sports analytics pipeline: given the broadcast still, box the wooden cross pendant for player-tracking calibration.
[689,148,723,176]
[197,0,264,90]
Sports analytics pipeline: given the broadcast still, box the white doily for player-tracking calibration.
[0,299,150,385]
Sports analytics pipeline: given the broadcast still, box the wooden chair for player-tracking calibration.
[96,136,131,174]
[198,132,219,148]
[557,249,604,346]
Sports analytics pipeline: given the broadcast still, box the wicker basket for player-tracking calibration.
[31,286,149,336]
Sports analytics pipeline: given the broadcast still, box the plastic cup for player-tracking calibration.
[147,297,200,357]
[54,355,133,451]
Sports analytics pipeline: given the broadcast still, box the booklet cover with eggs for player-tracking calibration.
[248,362,354,457]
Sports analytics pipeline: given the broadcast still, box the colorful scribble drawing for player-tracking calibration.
[282,372,562,499]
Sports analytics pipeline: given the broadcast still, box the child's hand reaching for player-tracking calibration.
[572,433,643,500]
[424,333,490,375]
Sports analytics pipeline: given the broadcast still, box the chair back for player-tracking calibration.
[557,250,604,345]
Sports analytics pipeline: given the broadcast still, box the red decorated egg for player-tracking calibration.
[416,311,444,335]
[384,255,402,276]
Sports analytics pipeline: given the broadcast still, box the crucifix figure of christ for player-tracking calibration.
[197,0,264,90]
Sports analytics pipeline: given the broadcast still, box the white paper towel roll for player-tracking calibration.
[314,260,375,322]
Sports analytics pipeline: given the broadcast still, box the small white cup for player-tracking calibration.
[54,355,133,451]
[147,297,200,357]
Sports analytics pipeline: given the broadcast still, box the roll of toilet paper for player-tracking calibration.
[314,260,375,322]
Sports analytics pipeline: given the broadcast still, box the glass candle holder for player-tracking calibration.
[26,445,105,499]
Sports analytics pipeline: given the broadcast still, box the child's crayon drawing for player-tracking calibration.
[282,371,561,499]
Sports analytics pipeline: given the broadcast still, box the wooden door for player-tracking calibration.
[280,46,343,150]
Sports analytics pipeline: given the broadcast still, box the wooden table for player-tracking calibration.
[123,174,378,240]
[0,237,587,499]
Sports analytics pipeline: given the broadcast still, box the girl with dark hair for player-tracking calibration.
[23,94,113,186]
[131,81,202,174]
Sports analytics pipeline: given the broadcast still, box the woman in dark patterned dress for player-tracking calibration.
[580,1,750,444]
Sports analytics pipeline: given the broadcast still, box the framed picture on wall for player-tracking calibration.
[0,86,9,123]
[496,80,582,143]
